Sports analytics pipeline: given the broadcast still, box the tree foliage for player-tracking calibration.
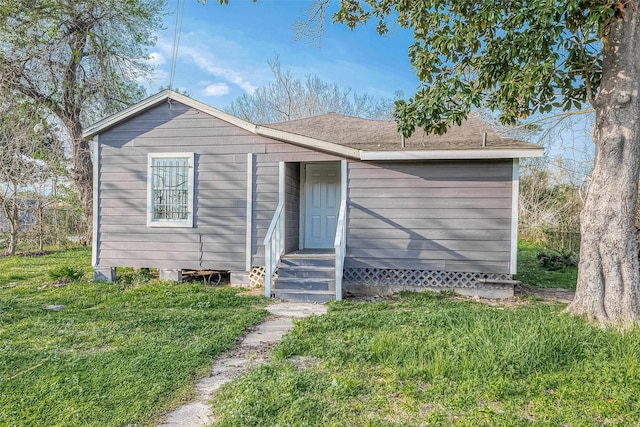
[332,0,612,136]
[0,0,166,242]
[225,57,392,123]
[0,93,63,255]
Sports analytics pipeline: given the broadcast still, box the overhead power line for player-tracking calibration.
[169,0,186,90]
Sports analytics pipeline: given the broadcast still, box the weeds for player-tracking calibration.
[515,239,577,289]
[212,292,640,426]
[0,249,269,426]
[116,267,156,288]
[536,248,578,271]
[48,265,84,281]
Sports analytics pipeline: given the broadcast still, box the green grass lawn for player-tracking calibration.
[211,292,640,426]
[515,240,578,290]
[0,248,268,426]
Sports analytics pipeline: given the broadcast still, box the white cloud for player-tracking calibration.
[148,52,166,66]
[179,44,258,93]
[155,33,260,94]
[203,83,230,97]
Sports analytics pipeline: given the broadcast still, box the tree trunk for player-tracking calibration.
[568,4,640,325]
[70,122,93,246]
[8,183,18,256]
[8,224,17,256]
[64,23,93,247]
[61,112,93,245]
[37,201,44,252]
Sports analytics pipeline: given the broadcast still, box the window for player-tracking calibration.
[147,153,194,227]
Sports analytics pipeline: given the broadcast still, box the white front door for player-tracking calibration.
[304,163,341,248]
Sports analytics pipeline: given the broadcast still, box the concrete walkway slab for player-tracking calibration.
[267,301,328,318]
[241,317,295,347]
[158,301,327,427]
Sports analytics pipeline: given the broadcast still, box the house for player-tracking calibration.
[83,90,543,302]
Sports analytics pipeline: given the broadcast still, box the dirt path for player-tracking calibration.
[460,284,575,308]
[515,283,575,304]
[157,302,327,427]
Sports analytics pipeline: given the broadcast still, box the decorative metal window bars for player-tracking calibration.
[151,157,190,220]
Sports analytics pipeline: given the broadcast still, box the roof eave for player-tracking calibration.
[256,125,362,159]
[168,91,256,133]
[82,90,256,140]
[359,148,544,161]
[82,93,543,162]
[82,90,170,140]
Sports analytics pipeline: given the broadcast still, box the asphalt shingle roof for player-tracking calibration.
[261,112,540,152]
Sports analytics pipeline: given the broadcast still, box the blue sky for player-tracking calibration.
[145,1,594,180]
[148,0,421,109]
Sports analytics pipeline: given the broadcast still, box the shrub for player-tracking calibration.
[117,268,156,287]
[49,265,84,281]
[536,248,579,271]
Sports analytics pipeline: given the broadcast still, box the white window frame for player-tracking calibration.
[147,152,194,228]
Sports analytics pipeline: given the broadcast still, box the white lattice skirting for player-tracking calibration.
[343,268,511,288]
[248,266,266,288]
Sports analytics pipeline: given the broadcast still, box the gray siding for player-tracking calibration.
[97,100,340,271]
[97,102,253,270]
[97,99,515,276]
[284,162,300,253]
[345,160,513,274]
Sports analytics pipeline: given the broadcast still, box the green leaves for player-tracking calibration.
[335,0,612,135]
[0,0,168,125]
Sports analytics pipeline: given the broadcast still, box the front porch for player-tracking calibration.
[264,161,348,302]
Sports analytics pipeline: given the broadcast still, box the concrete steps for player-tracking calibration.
[273,251,336,303]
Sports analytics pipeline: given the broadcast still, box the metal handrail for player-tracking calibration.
[263,202,284,298]
[334,199,347,301]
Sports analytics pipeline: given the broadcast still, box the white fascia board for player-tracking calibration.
[83,90,171,139]
[82,90,257,139]
[360,148,544,161]
[91,135,99,267]
[255,126,362,159]
[168,92,256,133]
[510,159,520,275]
